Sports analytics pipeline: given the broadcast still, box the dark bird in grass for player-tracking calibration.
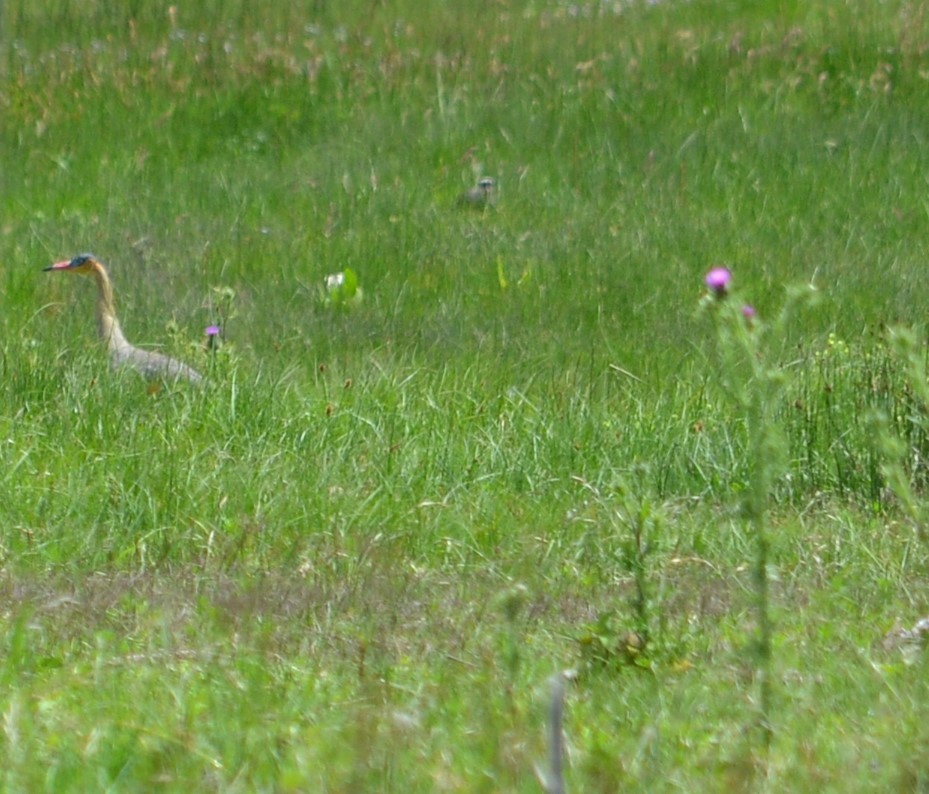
[458,176,497,208]
[44,253,203,384]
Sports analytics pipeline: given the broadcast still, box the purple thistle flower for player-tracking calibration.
[205,325,221,352]
[705,267,732,296]
[742,304,756,319]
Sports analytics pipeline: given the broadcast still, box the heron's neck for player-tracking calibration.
[89,262,130,353]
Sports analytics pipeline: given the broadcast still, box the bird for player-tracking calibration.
[458,176,497,208]
[44,253,204,384]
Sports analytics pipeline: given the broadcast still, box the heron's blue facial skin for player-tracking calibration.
[44,254,97,273]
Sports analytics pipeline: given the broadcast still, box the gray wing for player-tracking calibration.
[111,346,203,384]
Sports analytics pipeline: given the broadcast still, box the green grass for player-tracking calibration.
[4,0,929,789]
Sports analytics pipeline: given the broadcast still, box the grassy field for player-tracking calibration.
[3,0,929,790]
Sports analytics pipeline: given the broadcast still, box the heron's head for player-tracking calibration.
[477,178,497,202]
[44,253,100,275]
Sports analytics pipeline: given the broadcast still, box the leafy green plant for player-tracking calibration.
[578,610,648,672]
[321,268,363,309]
[868,326,929,538]
[700,266,816,751]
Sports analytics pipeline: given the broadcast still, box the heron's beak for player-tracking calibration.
[44,260,75,271]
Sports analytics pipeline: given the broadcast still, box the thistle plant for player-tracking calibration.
[869,326,929,538]
[700,267,816,750]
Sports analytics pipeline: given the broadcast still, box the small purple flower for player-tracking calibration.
[205,325,221,352]
[705,267,732,296]
[741,304,756,319]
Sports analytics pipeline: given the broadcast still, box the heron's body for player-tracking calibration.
[45,254,203,384]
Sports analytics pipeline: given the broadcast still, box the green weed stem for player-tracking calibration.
[702,275,813,753]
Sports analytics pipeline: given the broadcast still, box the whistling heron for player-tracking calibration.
[44,253,203,384]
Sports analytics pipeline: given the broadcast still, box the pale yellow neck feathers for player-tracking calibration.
[88,260,130,354]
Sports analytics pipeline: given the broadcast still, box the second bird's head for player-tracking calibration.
[44,253,101,275]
